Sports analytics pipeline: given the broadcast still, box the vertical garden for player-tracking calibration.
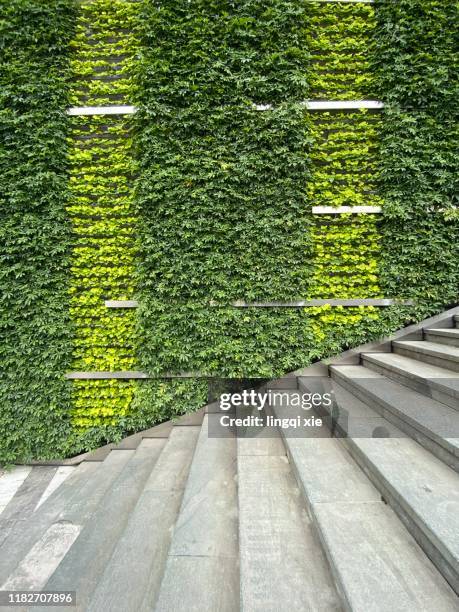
[1,0,457,462]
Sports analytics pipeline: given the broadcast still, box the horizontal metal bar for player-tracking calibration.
[254,100,383,111]
[105,299,412,309]
[67,105,136,116]
[232,299,412,308]
[307,0,374,4]
[65,371,205,380]
[312,206,382,215]
[306,100,383,110]
[68,101,383,116]
[105,300,138,308]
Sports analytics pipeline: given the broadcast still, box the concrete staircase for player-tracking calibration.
[0,310,458,611]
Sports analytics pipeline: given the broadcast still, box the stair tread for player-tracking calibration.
[273,407,458,611]
[0,466,32,516]
[362,352,459,396]
[0,452,127,587]
[314,501,458,612]
[238,442,340,611]
[87,427,199,612]
[331,365,459,456]
[153,416,238,612]
[0,467,57,548]
[39,440,165,610]
[427,329,459,338]
[328,383,459,579]
[394,340,459,362]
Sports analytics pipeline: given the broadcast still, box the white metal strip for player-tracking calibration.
[105,300,138,308]
[305,100,383,110]
[232,299,411,308]
[65,371,204,380]
[308,0,374,4]
[67,105,136,116]
[312,206,382,214]
[68,101,383,116]
[104,298,410,309]
[254,100,383,111]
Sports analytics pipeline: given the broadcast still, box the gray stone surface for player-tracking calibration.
[281,433,381,504]
[0,453,126,586]
[305,379,459,594]
[238,451,340,611]
[330,365,459,467]
[88,428,200,612]
[425,329,459,348]
[393,341,459,372]
[42,440,165,612]
[153,417,239,611]
[273,401,459,610]
[153,555,239,612]
[313,501,458,612]
[362,352,459,410]
[0,467,56,547]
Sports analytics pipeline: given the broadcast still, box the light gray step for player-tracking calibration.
[330,365,459,471]
[34,466,76,510]
[39,439,165,612]
[0,466,32,516]
[393,340,459,373]
[455,315,459,329]
[0,451,129,587]
[361,352,459,411]
[237,436,341,611]
[87,427,200,612]
[310,380,459,594]
[0,467,57,548]
[153,415,239,612]
[425,329,459,348]
[270,401,459,611]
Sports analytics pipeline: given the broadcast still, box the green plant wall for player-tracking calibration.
[1,0,457,462]
[134,0,316,378]
[65,0,140,446]
[375,0,459,314]
[304,1,386,354]
[66,0,207,447]
[0,0,76,463]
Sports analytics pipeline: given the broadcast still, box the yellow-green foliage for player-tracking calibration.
[306,3,383,348]
[305,1,376,101]
[69,0,138,106]
[68,0,138,434]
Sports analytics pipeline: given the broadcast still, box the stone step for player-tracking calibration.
[152,416,239,612]
[330,365,459,472]
[0,451,129,587]
[34,467,76,511]
[425,328,459,348]
[39,440,165,611]
[0,466,32,516]
[270,400,459,611]
[304,379,459,594]
[361,352,459,411]
[87,427,200,612]
[393,340,459,373]
[455,314,459,329]
[0,467,57,548]
[237,435,341,611]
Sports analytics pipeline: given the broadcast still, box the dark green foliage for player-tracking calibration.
[134,0,315,377]
[136,0,310,107]
[0,0,76,463]
[374,0,459,313]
